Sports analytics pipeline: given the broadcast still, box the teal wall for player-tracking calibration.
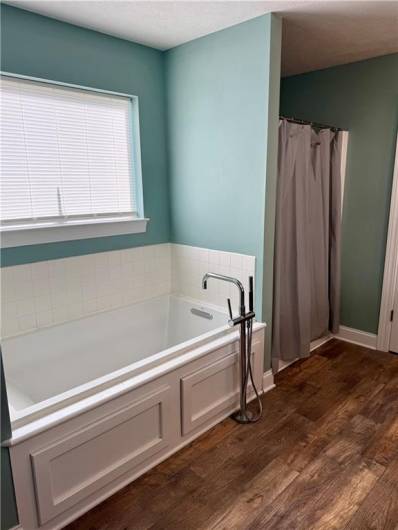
[0,6,170,527]
[166,14,281,320]
[0,4,170,266]
[280,54,398,334]
[0,9,282,527]
[1,6,283,337]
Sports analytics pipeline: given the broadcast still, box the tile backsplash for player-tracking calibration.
[171,244,255,314]
[1,243,255,338]
[1,244,171,338]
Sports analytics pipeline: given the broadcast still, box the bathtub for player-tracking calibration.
[3,294,231,428]
[3,293,266,530]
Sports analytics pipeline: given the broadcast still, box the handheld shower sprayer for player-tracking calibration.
[202,272,262,424]
[249,275,254,312]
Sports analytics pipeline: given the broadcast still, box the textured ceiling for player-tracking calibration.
[6,1,398,76]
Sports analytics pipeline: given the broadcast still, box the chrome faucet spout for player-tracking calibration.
[202,272,245,315]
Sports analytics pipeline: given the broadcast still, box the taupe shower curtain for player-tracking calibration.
[272,120,342,369]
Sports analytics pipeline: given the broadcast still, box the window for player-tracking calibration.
[0,74,147,246]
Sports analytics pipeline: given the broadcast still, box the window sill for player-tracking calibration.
[0,217,149,248]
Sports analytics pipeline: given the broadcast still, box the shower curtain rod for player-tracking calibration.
[280,115,345,132]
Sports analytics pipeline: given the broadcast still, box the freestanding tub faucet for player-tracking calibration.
[202,272,262,424]
[202,273,246,315]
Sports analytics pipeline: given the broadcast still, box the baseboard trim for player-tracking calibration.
[276,334,333,373]
[277,358,296,372]
[334,325,377,349]
[271,327,377,379]
[310,334,333,351]
[262,369,275,393]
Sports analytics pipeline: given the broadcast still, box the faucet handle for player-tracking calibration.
[227,298,233,320]
[249,276,254,312]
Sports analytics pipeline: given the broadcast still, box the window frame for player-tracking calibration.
[0,72,148,248]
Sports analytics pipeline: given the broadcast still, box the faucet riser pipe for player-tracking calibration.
[232,320,254,424]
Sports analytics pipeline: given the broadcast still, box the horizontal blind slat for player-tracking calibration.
[1,76,136,222]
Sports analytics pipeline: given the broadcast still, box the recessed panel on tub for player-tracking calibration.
[30,386,172,525]
[181,352,240,436]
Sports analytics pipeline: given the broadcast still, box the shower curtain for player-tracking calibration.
[272,119,342,369]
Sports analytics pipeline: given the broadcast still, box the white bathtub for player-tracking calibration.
[3,294,231,427]
[4,293,266,530]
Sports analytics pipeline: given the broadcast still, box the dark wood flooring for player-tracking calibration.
[66,339,398,530]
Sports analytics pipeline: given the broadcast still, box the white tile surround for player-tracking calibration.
[0,243,255,338]
[171,244,255,313]
[1,244,171,338]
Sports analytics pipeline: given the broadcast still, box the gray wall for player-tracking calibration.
[262,18,282,363]
[280,54,398,333]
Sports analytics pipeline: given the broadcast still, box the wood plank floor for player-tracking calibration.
[66,339,398,530]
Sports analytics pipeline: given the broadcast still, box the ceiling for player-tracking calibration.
[6,1,398,76]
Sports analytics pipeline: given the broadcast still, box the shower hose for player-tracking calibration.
[242,317,263,422]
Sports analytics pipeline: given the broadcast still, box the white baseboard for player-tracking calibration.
[262,369,275,392]
[310,334,333,351]
[277,358,296,372]
[333,325,377,349]
[269,327,377,382]
[276,334,333,373]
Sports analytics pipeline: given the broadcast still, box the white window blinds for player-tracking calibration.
[0,76,137,225]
